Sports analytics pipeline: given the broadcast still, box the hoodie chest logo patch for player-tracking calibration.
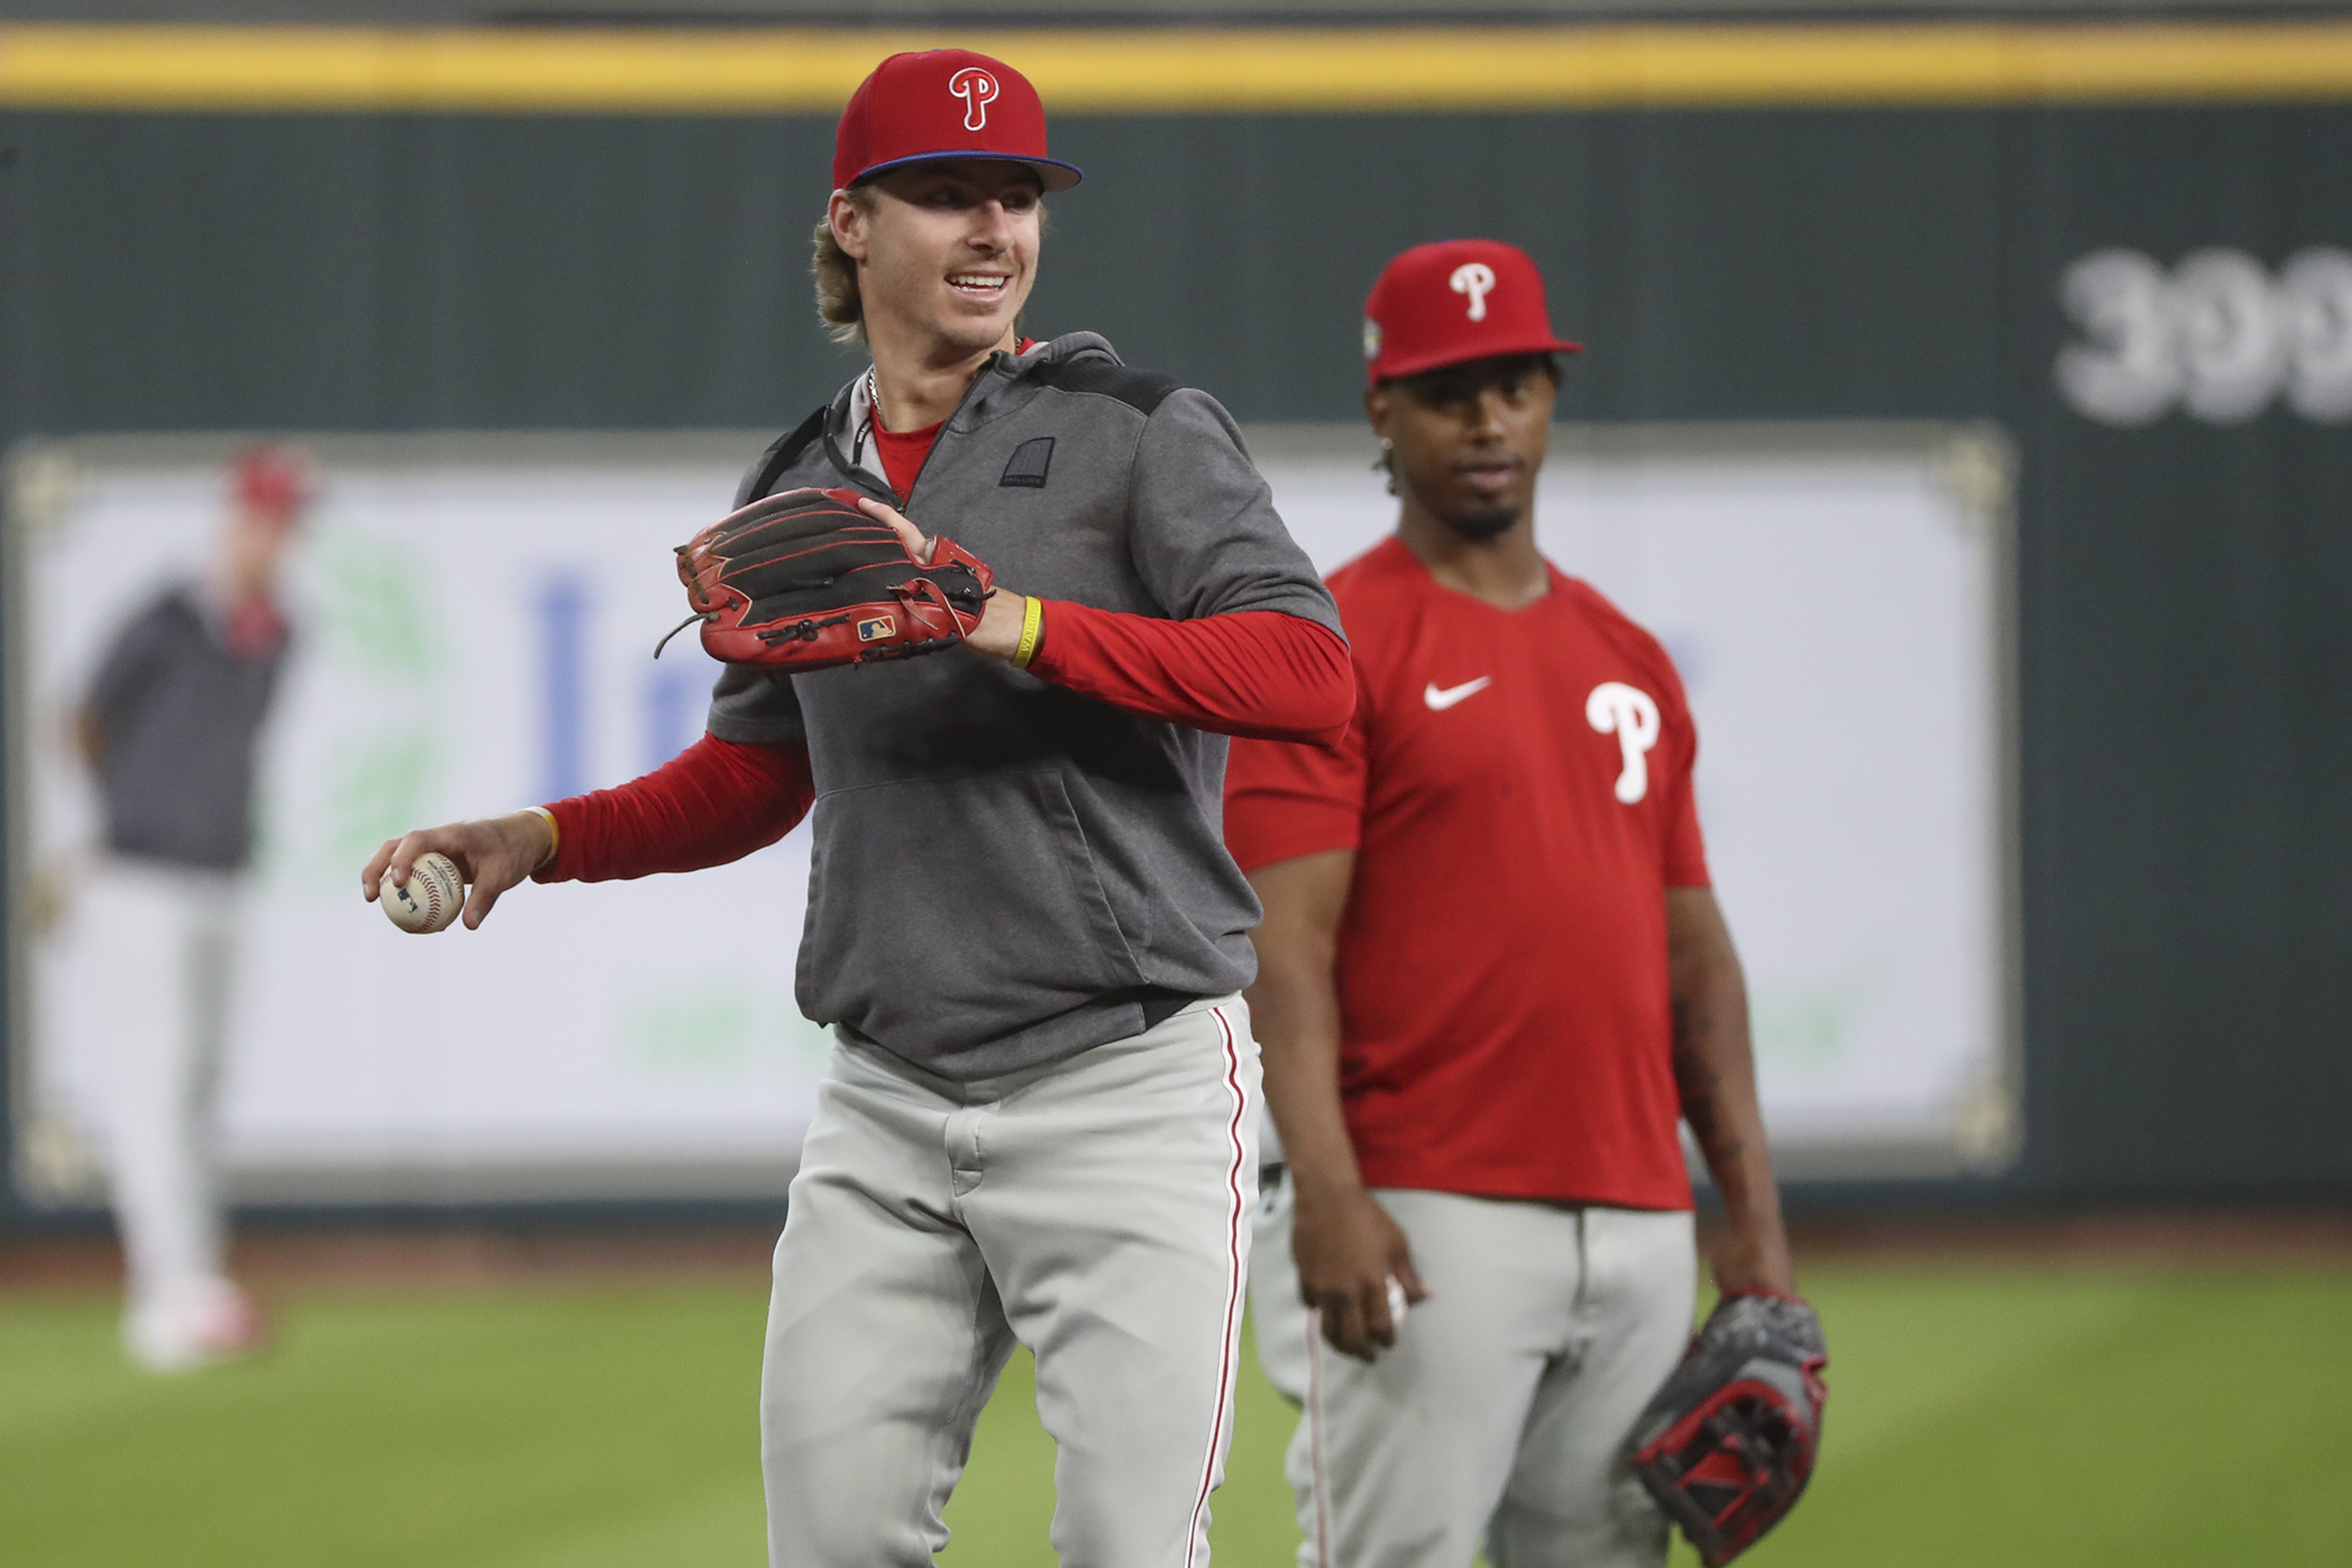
[1000,436,1055,489]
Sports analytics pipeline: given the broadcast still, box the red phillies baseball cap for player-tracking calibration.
[1362,239,1582,386]
[834,50,1082,194]
[230,444,313,522]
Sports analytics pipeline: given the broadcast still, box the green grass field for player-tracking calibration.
[4,1261,2345,1566]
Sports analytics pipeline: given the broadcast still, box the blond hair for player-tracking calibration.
[811,187,877,345]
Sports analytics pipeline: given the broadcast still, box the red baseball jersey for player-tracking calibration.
[1225,536,1710,1210]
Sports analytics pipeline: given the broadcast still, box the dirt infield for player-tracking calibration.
[6,1205,2349,1293]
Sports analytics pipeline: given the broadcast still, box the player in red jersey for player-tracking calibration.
[1226,240,1795,1568]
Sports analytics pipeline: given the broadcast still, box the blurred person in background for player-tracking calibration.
[74,444,309,1372]
[1226,242,1795,1568]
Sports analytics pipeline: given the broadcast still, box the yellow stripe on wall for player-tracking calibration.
[5,24,2352,114]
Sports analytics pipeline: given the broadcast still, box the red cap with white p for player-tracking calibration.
[1362,239,1583,386]
[230,444,313,522]
[833,50,1083,194]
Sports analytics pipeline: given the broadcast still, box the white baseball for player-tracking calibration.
[380,852,465,935]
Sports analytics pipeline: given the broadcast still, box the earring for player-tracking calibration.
[1375,437,1396,496]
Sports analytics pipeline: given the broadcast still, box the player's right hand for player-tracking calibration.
[854,494,1028,662]
[1291,1184,1429,1362]
[362,810,555,931]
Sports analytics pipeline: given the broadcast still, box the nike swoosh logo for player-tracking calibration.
[1423,677,1494,711]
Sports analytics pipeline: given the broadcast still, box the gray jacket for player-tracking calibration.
[709,333,1343,1080]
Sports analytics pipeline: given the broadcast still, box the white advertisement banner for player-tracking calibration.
[6,426,2013,1201]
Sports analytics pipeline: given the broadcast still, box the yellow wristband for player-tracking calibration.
[526,805,560,868]
[1010,596,1045,670]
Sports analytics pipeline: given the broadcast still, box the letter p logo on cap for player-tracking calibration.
[831,49,1083,193]
[1450,262,1497,320]
[949,67,999,131]
[1362,239,1582,385]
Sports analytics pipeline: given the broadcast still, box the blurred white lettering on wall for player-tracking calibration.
[2057,247,2352,426]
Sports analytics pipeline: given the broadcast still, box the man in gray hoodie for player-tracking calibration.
[367,48,1349,1566]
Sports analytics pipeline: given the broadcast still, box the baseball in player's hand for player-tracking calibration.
[855,496,1028,662]
[362,810,555,931]
[1292,1184,1430,1361]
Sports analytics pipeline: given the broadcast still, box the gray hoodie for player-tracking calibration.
[709,332,1344,1081]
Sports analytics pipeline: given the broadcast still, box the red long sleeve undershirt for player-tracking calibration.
[536,731,814,884]
[539,604,1351,884]
[1026,602,1352,743]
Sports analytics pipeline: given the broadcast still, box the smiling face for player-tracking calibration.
[832,160,1043,363]
[1367,354,1559,541]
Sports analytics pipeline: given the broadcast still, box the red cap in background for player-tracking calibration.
[1362,239,1582,386]
[834,50,1083,194]
[231,444,313,523]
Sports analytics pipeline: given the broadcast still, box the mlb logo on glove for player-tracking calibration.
[669,486,993,670]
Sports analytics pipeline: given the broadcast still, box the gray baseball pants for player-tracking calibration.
[1250,1182,1695,1568]
[83,858,245,1369]
[761,998,1261,1567]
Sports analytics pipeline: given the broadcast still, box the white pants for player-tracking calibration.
[80,858,244,1348]
[1251,1182,1696,1568]
[761,998,1261,1568]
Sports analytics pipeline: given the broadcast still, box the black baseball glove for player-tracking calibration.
[1628,1292,1827,1567]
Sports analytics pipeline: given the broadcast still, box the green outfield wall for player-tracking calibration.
[4,27,2349,1207]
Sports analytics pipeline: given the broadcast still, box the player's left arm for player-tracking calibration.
[856,391,1352,742]
[859,496,1351,743]
[1667,886,1795,1298]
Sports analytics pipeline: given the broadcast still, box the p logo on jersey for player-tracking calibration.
[949,67,999,130]
[1587,681,1661,804]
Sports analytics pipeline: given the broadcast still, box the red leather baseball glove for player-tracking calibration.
[668,487,993,669]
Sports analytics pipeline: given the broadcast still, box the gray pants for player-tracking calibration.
[83,858,243,1368]
[762,999,1261,1567]
[1251,1182,1695,1568]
